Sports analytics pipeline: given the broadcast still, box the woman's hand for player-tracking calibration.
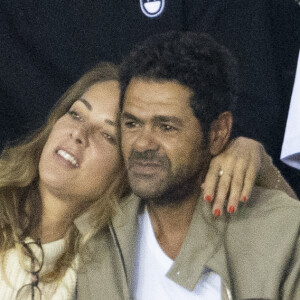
[203,137,262,216]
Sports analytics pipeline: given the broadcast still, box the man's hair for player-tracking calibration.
[120,31,238,136]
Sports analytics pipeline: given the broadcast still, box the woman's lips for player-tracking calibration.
[56,149,80,168]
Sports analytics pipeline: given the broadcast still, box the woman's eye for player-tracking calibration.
[68,110,83,121]
[103,132,117,145]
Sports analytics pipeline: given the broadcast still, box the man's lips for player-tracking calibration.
[129,160,164,175]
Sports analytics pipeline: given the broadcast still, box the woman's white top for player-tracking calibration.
[133,209,222,300]
[0,238,77,300]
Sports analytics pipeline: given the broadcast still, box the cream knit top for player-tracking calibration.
[0,238,77,300]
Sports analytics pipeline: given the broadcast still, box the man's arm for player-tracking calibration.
[281,236,300,299]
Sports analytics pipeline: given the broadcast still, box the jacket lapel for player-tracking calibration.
[111,194,142,294]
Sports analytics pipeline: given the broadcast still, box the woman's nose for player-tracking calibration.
[70,125,89,146]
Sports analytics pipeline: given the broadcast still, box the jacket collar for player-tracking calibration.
[110,192,233,296]
[165,194,232,293]
[110,194,142,291]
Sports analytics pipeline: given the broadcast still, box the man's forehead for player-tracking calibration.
[123,78,193,110]
[122,80,198,126]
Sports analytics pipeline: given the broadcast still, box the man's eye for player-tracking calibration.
[124,121,137,128]
[68,110,83,121]
[160,124,177,132]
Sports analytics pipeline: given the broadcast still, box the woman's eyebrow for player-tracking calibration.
[78,98,116,127]
[105,119,116,127]
[79,98,92,110]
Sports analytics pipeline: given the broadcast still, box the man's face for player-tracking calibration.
[121,78,210,203]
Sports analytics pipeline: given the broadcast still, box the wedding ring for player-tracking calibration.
[218,170,224,176]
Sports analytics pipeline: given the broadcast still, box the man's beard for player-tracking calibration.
[127,149,209,206]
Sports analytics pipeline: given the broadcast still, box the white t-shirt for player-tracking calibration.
[133,209,222,300]
[281,50,300,169]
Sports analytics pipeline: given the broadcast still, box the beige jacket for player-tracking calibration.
[76,186,300,300]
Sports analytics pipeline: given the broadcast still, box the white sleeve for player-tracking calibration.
[281,50,300,169]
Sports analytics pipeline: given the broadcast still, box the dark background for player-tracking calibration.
[1,0,300,195]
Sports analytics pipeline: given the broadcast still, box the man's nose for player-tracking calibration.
[132,127,159,152]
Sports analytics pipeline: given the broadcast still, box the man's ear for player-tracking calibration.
[208,111,233,156]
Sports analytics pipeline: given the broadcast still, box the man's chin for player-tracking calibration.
[130,185,162,200]
[128,175,165,200]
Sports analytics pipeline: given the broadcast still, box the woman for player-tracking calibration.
[0,62,128,299]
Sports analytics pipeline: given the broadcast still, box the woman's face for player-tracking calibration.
[39,80,121,204]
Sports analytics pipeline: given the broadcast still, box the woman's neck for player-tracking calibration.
[30,184,89,243]
[31,206,73,243]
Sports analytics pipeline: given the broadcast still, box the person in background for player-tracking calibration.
[281,50,300,169]
[76,31,300,299]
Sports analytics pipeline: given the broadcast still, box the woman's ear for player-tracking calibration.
[208,111,233,156]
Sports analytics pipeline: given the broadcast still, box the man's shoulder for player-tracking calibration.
[246,185,300,216]
[231,186,300,237]
[226,187,300,300]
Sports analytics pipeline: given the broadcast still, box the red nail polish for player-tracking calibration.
[214,209,221,216]
[242,196,247,202]
[228,206,235,213]
[205,195,212,202]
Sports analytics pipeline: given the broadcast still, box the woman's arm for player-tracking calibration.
[203,137,297,215]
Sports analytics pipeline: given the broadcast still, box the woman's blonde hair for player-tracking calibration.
[0,62,129,282]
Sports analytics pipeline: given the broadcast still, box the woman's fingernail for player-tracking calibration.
[205,195,212,202]
[214,209,221,216]
[242,196,247,202]
[228,206,235,213]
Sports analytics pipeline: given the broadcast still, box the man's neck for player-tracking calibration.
[147,191,200,260]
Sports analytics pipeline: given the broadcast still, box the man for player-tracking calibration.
[77,32,300,299]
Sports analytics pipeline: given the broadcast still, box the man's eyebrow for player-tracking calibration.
[121,112,141,122]
[153,115,183,126]
[121,112,183,126]
[79,98,92,110]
